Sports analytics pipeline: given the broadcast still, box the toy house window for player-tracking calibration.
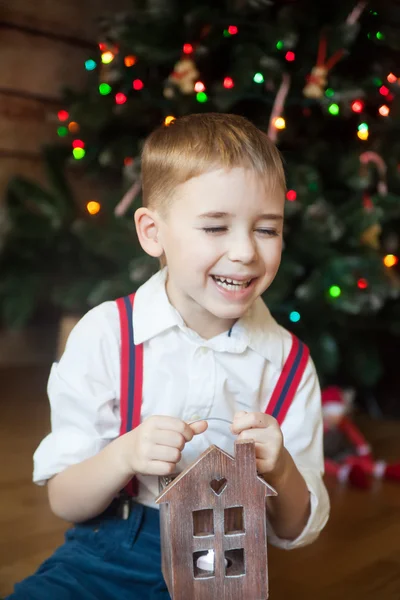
[224,506,244,534]
[193,509,214,536]
[225,548,245,577]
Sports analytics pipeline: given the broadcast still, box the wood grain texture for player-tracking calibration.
[156,442,276,599]
[1,365,400,599]
[0,0,132,41]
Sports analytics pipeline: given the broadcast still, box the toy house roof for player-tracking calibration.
[155,440,277,504]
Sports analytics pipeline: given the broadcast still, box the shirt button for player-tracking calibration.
[198,346,209,355]
[190,414,202,421]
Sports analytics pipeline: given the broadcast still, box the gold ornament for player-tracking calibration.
[303,66,328,99]
[164,58,199,98]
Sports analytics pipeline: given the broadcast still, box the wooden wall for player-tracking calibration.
[0,0,131,365]
[0,0,131,200]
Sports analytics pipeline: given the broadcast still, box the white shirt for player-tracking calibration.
[33,268,329,549]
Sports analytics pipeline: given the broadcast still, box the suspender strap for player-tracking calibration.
[265,333,309,426]
[116,293,144,496]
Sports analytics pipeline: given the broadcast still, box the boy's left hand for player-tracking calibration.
[231,411,287,482]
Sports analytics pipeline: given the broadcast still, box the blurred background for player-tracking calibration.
[0,0,399,598]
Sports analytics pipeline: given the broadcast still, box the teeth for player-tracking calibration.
[212,276,252,290]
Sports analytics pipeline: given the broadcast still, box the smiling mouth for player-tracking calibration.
[211,275,254,290]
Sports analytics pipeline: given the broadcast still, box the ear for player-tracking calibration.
[134,207,164,258]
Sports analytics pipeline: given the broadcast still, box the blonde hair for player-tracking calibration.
[141,112,286,212]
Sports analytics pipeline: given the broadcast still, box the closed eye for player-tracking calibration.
[256,229,279,237]
[202,227,228,234]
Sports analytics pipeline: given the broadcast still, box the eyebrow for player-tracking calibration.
[197,211,283,220]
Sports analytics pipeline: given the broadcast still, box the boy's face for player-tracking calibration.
[156,168,284,338]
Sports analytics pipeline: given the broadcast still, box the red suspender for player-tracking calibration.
[116,293,143,496]
[116,295,308,497]
[265,333,309,425]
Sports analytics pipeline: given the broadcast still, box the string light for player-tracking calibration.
[387,73,397,83]
[101,51,115,64]
[228,25,238,35]
[373,77,383,86]
[196,92,208,103]
[194,81,206,92]
[73,148,86,160]
[289,311,301,323]
[325,88,335,98]
[273,117,286,129]
[286,190,297,201]
[124,157,134,166]
[276,40,284,50]
[329,285,341,298]
[223,77,234,89]
[379,105,390,116]
[57,126,68,137]
[183,43,193,54]
[253,72,264,84]
[87,201,101,215]
[328,103,339,115]
[72,139,85,149]
[115,92,127,104]
[58,110,69,121]
[357,122,369,140]
[285,51,295,62]
[351,100,364,113]
[99,83,112,95]
[132,79,144,90]
[124,55,137,67]
[376,31,384,40]
[357,278,368,289]
[164,115,175,126]
[68,122,79,133]
[379,85,389,96]
[98,42,107,52]
[85,59,97,71]
[383,254,398,267]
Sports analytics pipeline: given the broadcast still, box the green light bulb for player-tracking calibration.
[329,285,341,298]
[328,103,339,116]
[253,72,264,84]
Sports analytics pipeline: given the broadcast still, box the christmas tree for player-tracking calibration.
[1,0,400,399]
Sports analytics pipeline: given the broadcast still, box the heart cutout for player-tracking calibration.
[210,477,227,495]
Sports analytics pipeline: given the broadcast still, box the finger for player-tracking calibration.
[188,420,208,436]
[150,445,182,464]
[231,412,276,435]
[153,430,186,451]
[151,416,195,443]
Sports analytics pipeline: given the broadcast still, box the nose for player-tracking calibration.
[227,232,257,264]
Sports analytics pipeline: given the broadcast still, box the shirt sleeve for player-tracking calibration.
[267,356,330,550]
[33,301,121,485]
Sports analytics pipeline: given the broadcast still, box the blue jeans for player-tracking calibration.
[7,501,171,600]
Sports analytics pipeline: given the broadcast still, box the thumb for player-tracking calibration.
[189,420,208,436]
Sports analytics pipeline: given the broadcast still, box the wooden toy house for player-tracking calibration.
[155,439,277,600]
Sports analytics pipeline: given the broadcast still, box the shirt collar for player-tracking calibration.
[133,268,284,369]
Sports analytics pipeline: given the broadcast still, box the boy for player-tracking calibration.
[8,113,329,599]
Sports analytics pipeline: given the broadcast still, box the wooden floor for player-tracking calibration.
[1,366,400,599]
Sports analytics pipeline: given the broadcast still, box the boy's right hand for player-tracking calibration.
[117,416,208,477]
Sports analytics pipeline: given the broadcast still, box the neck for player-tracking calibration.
[165,280,236,340]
